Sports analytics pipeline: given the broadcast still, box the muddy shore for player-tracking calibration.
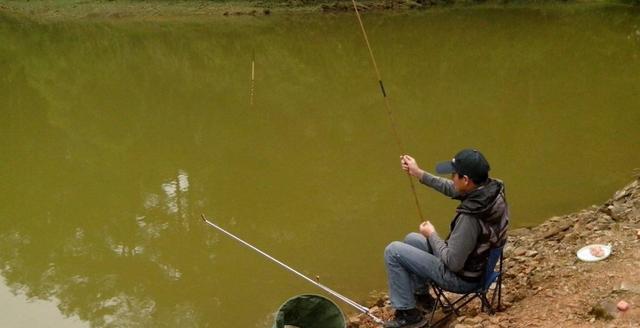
[0,0,637,21]
[349,175,640,328]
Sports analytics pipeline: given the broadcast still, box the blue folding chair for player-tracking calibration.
[427,246,504,327]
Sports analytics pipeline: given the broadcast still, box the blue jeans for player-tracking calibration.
[384,233,481,310]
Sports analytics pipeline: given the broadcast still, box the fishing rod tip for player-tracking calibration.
[200,214,207,222]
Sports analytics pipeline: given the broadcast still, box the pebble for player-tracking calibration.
[618,281,640,294]
[348,316,361,325]
[617,300,630,311]
[463,316,483,325]
[514,247,527,256]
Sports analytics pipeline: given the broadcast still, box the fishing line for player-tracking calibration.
[350,0,424,222]
[200,214,384,324]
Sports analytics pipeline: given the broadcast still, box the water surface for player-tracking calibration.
[1,5,639,327]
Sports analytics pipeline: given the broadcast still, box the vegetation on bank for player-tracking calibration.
[0,0,638,20]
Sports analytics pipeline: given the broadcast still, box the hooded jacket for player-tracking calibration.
[420,173,509,280]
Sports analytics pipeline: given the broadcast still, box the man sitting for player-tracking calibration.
[383,149,509,328]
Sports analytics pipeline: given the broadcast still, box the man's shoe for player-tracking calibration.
[415,293,436,312]
[383,308,427,328]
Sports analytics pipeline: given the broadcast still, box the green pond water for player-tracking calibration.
[1,5,639,327]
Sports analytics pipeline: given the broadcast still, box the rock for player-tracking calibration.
[617,281,640,294]
[563,232,579,243]
[600,205,614,216]
[617,300,630,311]
[610,203,629,221]
[513,247,527,256]
[613,188,632,201]
[549,216,562,222]
[465,308,479,317]
[509,228,532,237]
[453,325,473,328]
[636,229,640,239]
[525,250,539,257]
[347,315,362,326]
[542,222,572,239]
[463,316,483,325]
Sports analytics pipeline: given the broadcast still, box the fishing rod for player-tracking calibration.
[350,0,425,222]
[200,214,384,325]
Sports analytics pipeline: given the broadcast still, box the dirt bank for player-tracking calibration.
[349,175,640,328]
[1,0,431,21]
[0,0,636,21]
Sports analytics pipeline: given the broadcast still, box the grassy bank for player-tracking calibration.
[0,0,638,20]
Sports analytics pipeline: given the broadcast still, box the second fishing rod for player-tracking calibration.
[200,214,384,324]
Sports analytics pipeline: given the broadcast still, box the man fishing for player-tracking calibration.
[383,149,509,328]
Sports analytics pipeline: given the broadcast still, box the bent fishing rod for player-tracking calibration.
[200,214,383,325]
[350,0,425,222]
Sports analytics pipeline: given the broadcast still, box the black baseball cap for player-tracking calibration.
[435,149,490,183]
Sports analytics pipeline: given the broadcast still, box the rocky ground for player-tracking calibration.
[349,175,640,328]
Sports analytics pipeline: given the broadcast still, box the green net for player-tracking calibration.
[272,294,346,328]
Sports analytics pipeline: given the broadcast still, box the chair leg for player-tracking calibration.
[439,291,461,316]
[428,286,466,328]
[489,274,503,312]
[497,280,502,311]
[497,251,504,311]
[479,294,494,315]
[427,288,441,327]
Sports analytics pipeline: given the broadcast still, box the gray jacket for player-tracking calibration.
[420,172,509,279]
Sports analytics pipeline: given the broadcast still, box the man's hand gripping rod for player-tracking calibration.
[200,214,383,325]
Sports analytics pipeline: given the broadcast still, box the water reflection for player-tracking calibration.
[0,278,88,328]
[0,56,219,325]
[161,170,190,216]
[0,165,220,327]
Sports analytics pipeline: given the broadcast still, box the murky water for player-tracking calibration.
[1,5,639,327]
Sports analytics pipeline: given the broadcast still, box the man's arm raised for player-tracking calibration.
[401,154,459,198]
